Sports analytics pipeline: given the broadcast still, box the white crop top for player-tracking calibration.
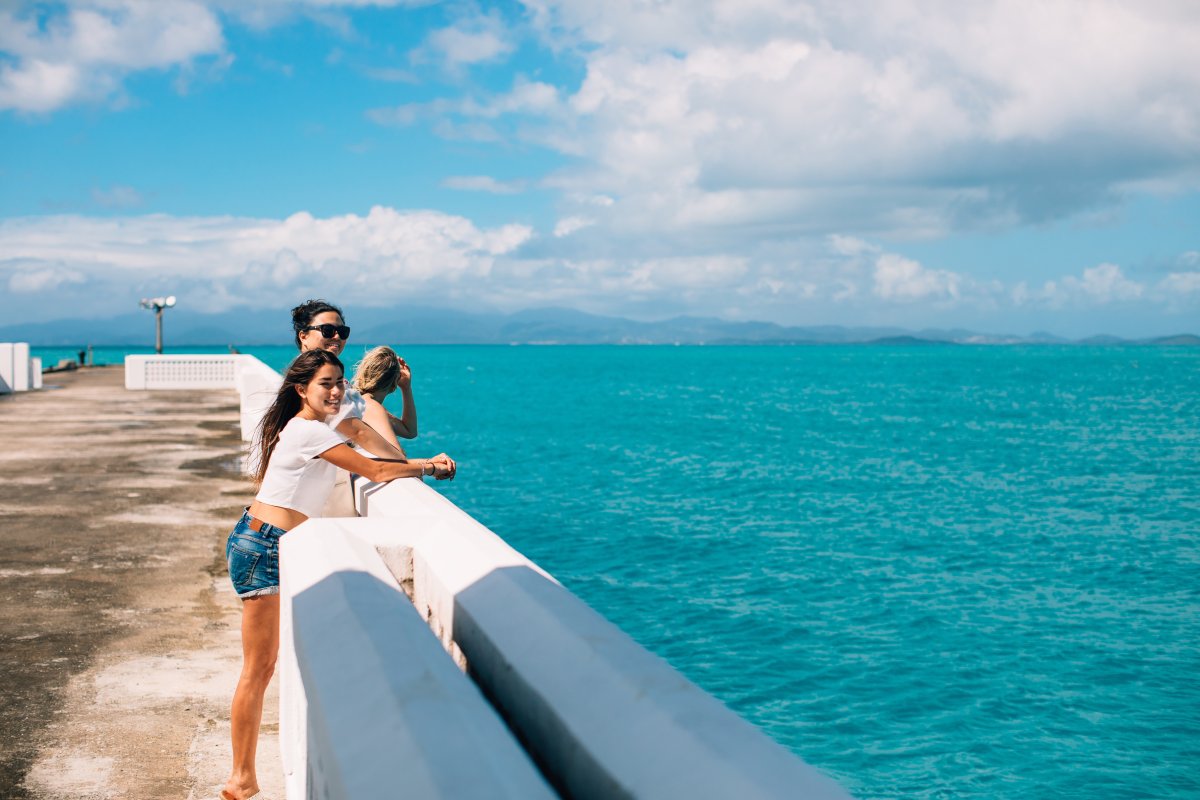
[255,417,348,518]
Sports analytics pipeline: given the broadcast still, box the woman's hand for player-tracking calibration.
[396,357,412,391]
[429,453,455,480]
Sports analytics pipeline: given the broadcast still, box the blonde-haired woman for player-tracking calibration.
[353,346,418,454]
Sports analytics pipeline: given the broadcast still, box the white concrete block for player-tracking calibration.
[11,343,29,391]
[31,358,42,390]
[234,356,281,442]
[453,567,852,800]
[0,343,13,393]
[124,356,147,390]
[280,521,556,800]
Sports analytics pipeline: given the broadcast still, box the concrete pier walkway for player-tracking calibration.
[0,367,284,799]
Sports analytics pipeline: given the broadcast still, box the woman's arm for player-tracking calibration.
[318,443,455,482]
[386,362,420,441]
[391,363,418,439]
[335,416,405,459]
[361,397,406,456]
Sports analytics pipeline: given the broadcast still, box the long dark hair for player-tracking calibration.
[291,298,344,349]
[252,350,344,484]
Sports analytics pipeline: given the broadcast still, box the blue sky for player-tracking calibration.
[1,0,1198,337]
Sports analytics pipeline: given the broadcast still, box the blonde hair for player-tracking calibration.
[353,346,402,395]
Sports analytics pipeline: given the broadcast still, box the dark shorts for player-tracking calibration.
[226,510,287,599]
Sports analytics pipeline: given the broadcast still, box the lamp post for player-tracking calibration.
[139,296,176,354]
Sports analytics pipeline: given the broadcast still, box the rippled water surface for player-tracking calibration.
[59,344,1200,799]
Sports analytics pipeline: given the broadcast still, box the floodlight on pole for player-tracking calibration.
[139,295,177,354]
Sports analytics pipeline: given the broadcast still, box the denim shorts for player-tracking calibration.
[226,510,287,599]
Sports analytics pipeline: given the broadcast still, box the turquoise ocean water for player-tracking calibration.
[42,344,1199,798]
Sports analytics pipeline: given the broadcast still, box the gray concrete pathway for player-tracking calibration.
[0,367,284,800]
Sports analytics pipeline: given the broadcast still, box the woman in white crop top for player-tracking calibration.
[220,349,455,800]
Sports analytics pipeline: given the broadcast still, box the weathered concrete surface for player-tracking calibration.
[0,367,284,800]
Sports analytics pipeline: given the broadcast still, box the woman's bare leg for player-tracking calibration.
[222,594,280,800]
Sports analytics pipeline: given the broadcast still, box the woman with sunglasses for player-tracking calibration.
[221,349,454,800]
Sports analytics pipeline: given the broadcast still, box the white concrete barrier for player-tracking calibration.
[280,520,556,800]
[0,342,36,394]
[0,343,12,394]
[11,343,29,391]
[233,356,282,442]
[31,357,42,390]
[342,480,853,800]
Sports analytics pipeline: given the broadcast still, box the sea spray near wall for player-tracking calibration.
[52,344,1200,799]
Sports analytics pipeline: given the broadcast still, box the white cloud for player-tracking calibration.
[1156,270,1200,297]
[0,208,533,316]
[430,0,1200,244]
[7,266,86,294]
[1014,263,1145,308]
[0,214,1195,332]
[872,253,961,303]
[0,59,81,113]
[0,1,225,112]
[369,77,560,127]
[442,176,526,194]
[828,235,879,257]
[422,18,514,68]
[1156,252,1200,310]
[0,1,439,112]
[553,216,592,237]
[1067,263,1144,303]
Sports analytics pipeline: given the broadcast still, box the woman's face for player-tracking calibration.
[297,364,345,419]
[298,311,348,356]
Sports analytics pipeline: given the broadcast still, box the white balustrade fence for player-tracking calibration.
[125,354,240,390]
[125,354,281,441]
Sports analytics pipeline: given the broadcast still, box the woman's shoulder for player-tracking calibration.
[276,417,345,458]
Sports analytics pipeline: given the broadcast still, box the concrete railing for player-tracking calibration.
[125,354,281,441]
[280,518,557,799]
[0,342,38,394]
[277,481,852,799]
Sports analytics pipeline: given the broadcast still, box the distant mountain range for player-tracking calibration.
[1,306,1196,347]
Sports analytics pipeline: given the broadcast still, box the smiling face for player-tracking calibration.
[298,310,347,356]
[295,363,345,420]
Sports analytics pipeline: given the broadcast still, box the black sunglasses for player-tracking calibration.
[302,323,351,340]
